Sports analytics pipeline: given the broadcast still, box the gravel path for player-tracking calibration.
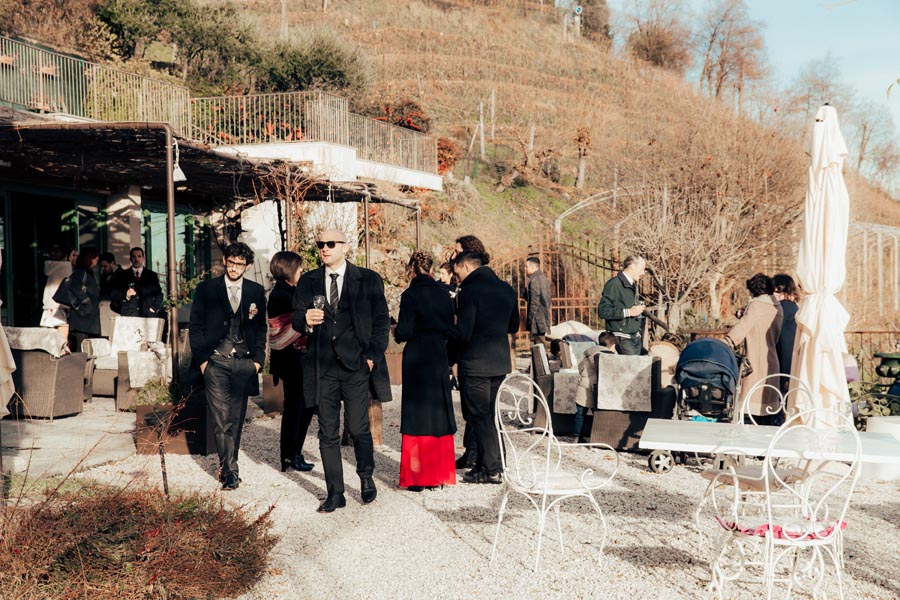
[84,386,900,600]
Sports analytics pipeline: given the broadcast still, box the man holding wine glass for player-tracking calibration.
[292,228,391,513]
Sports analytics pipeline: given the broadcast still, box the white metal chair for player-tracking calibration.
[707,408,862,599]
[695,374,815,535]
[490,371,619,571]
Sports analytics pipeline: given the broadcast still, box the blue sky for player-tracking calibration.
[606,0,900,134]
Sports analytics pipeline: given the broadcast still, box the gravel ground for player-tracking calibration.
[83,385,900,600]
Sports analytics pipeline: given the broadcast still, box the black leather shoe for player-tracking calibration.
[360,477,377,504]
[317,493,346,513]
[282,455,314,473]
[455,451,477,470]
[481,471,502,484]
[222,472,240,491]
[406,486,424,492]
[462,468,483,484]
[219,471,243,484]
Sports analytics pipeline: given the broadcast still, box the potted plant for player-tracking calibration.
[134,378,211,455]
[261,359,285,415]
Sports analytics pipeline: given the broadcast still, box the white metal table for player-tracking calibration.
[639,418,900,464]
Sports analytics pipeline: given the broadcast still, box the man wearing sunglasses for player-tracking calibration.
[292,229,391,513]
[189,242,267,491]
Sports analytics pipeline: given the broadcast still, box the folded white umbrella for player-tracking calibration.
[791,105,851,426]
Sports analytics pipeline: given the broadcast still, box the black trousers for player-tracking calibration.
[317,367,374,496]
[281,373,316,463]
[458,373,504,475]
[615,334,643,356]
[204,354,255,477]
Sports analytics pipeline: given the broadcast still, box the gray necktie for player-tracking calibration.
[229,286,240,313]
[329,273,339,308]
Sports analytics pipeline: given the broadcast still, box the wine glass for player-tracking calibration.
[313,295,326,310]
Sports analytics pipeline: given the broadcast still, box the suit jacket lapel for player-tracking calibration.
[216,276,233,316]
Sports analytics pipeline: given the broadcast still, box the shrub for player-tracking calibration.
[0,485,276,598]
[257,33,368,96]
[437,137,461,175]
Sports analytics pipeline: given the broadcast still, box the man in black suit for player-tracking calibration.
[451,250,519,484]
[110,247,164,317]
[189,242,267,491]
[292,228,390,513]
[98,252,121,301]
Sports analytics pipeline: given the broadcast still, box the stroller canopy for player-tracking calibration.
[675,338,740,396]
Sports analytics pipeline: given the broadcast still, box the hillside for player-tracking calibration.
[6,0,899,327]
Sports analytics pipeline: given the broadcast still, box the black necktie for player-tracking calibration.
[329,273,339,308]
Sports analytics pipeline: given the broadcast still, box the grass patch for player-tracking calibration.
[0,485,276,599]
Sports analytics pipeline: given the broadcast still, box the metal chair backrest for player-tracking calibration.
[495,371,555,491]
[739,373,812,426]
[763,408,862,544]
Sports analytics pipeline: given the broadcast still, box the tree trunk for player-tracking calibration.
[575,156,586,189]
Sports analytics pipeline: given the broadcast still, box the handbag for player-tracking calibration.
[52,271,87,310]
[735,352,753,378]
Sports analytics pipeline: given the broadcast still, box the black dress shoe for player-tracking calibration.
[406,486,424,492]
[219,471,243,484]
[317,493,346,513]
[462,468,483,484]
[282,455,314,472]
[360,477,377,504]
[222,472,240,491]
[455,451,477,470]
[481,471,502,484]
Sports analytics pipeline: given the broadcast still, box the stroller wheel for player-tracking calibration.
[648,450,674,474]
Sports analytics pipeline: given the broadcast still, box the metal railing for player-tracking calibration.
[0,36,439,174]
[0,36,189,132]
[846,331,900,381]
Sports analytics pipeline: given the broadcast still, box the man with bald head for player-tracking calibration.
[292,229,391,513]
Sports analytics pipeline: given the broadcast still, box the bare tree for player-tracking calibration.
[695,0,767,108]
[623,0,694,74]
[785,55,856,126]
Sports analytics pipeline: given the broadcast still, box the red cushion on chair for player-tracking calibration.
[716,516,847,541]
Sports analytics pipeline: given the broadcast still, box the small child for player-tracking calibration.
[572,333,618,442]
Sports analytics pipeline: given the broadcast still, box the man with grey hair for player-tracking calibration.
[597,255,646,355]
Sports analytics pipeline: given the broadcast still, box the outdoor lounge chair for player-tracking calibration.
[4,327,86,420]
[83,316,165,405]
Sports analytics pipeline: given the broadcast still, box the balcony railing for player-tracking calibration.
[0,36,189,132]
[0,36,438,174]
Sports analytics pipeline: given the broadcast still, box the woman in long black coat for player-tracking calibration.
[394,251,457,491]
[267,251,316,473]
[66,247,101,352]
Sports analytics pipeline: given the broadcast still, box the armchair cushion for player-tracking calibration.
[5,326,68,357]
[716,516,846,541]
[594,353,654,411]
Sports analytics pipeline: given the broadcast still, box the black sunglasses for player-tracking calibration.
[316,240,346,249]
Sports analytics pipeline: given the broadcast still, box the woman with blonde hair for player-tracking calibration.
[394,250,457,491]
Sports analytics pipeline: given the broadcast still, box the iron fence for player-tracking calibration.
[0,36,438,174]
[0,36,189,131]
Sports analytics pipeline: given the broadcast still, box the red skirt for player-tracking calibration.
[399,434,457,488]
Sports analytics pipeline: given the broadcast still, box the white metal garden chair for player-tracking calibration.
[490,371,619,572]
[695,374,815,536]
[706,408,862,599]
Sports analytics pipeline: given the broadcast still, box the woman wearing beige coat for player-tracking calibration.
[725,274,783,423]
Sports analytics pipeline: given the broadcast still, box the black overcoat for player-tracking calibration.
[291,262,392,407]
[267,279,302,386]
[394,275,456,437]
[450,266,520,377]
[67,268,101,335]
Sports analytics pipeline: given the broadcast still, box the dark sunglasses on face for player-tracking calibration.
[316,240,346,249]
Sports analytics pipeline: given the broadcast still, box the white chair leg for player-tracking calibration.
[553,504,564,553]
[585,492,608,563]
[490,492,510,565]
[534,496,550,572]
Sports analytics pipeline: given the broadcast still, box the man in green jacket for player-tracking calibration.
[597,255,646,355]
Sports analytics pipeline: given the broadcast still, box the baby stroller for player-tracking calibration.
[647,338,740,473]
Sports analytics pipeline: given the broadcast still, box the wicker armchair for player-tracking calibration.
[8,348,87,420]
[83,316,164,399]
